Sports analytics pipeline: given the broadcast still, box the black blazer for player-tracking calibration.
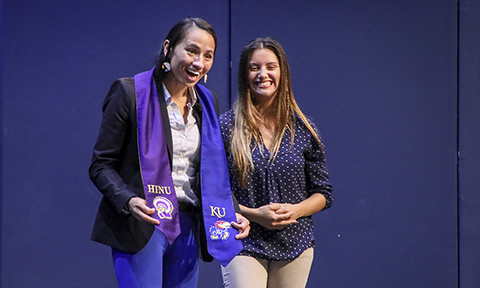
[89,69,223,261]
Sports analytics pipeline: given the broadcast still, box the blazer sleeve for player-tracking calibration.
[89,78,138,213]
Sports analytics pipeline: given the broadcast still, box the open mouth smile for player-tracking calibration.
[255,80,272,88]
[186,69,200,80]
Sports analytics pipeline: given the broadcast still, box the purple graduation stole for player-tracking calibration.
[134,68,180,245]
[196,84,244,267]
[134,68,242,266]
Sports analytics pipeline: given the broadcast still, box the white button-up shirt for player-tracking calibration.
[163,84,200,206]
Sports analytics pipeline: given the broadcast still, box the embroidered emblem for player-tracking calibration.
[210,205,226,218]
[209,220,232,240]
[153,196,174,219]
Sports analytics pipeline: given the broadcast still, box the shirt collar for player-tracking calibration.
[162,84,198,107]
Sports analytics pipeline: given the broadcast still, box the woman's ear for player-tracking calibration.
[163,40,170,58]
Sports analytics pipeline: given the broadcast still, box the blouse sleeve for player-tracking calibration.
[304,120,333,209]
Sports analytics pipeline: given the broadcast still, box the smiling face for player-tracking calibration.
[247,48,281,105]
[164,26,215,91]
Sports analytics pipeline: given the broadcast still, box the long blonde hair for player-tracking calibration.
[230,37,323,187]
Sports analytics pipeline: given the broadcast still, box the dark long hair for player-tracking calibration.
[154,17,217,82]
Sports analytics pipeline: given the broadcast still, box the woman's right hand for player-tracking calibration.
[128,197,160,225]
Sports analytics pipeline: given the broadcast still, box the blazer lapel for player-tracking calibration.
[154,73,173,167]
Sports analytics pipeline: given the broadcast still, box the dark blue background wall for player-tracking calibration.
[2,0,479,287]
[458,0,480,287]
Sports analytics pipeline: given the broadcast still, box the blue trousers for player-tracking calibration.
[112,212,199,288]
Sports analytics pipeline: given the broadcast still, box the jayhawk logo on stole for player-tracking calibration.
[209,221,232,240]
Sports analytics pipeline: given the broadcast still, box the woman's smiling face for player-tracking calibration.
[165,26,215,88]
[247,48,281,104]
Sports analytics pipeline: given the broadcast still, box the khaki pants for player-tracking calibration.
[221,248,314,288]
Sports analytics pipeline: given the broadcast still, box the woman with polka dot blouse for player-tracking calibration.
[219,38,333,288]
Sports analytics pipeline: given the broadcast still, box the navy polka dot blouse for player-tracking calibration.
[220,110,333,261]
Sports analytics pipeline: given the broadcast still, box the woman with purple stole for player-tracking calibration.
[89,17,249,288]
[219,38,333,288]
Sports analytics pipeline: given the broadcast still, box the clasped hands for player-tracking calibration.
[249,202,300,230]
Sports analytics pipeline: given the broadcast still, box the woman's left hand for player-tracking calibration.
[231,213,251,239]
[271,193,327,223]
[271,203,301,221]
